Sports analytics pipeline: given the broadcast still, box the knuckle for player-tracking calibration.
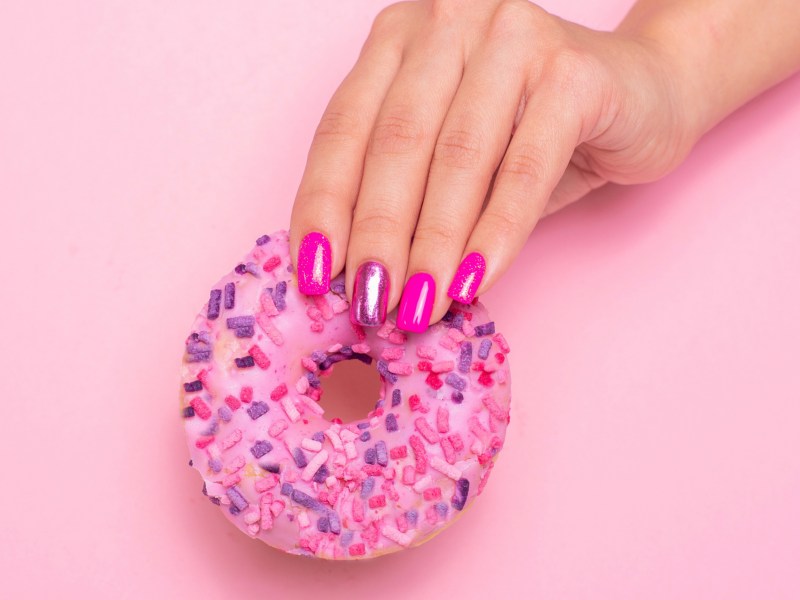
[412,221,462,249]
[368,108,427,156]
[431,128,483,171]
[488,0,549,41]
[549,47,604,94]
[294,185,346,211]
[428,0,460,23]
[351,209,405,239]
[498,144,548,187]
[372,2,409,32]
[481,206,526,239]
[312,110,362,146]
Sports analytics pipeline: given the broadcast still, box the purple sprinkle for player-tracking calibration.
[385,413,399,432]
[187,341,210,354]
[357,422,370,430]
[441,311,454,322]
[218,406,232,422]
[352,353,373,366]
[376,360,398,384]
[226,486,248,511]
[374,399,385,409]
[451,477,470,511]
[229,505,241,515]
[182,406,195,418]
[450,313,464,330]
[406,509,418,526]
[209,458,222,473]
[328,511,341,535]
[244,262,260,276]
[458,342,472,374]
[312,431,325,443]
[478,339,492,360]
[246,401,269,420]
[235,325,255,338]
[187,351,211,363]
[274,281,287,311]
[286,264,294,273]
[188,459,193,467]
[339,346,353,357]
[474,322,495,337]
[201,418,219,436]
[183,380,202,392]
[340,530,354,547]
[445,372,467,391]
[256,234,270,245]
[250,440,273,459]
[391,389,401,407]
[330,275,346,295]
[364,448,377,464]
[202,482,208,496]
[360,476,375,498]
[209,496,221,506]
[375,441,388,466]
[435,502,448,517]
[235,263,247,275]
[306,371,321,388]
[207,289,222,320]
[226,315,256,329]
[291,489,321,511]
[312,464,329,484]
[359,431,371,442]
[451,391,464,404]
[311,350,327,364]
[224,282,235,310]
[235,356,255,369]
[293,448,308,468]
[261,463,280,474]
[317,516,330,533]
[280,483,293,496]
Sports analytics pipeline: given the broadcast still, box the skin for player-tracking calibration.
[289,0,800,327]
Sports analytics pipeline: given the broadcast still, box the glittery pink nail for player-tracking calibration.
[297,232,331,295]
[447,252,485,303]
[350,261,389,327]
[396,272,435,333]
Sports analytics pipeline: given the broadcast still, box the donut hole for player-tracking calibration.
[317,358,383,424]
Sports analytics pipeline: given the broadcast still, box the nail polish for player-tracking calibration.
[447,252,485,303]
[396,272,435,333]
[350,261,389,327]
[297,232,331,295]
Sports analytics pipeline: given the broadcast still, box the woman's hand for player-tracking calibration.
[289,0,699,329]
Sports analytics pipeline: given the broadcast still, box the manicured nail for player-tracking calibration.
[297,232,331,295]
[447,252,485,303]
[396,272,435,333]
[350,261,389,327]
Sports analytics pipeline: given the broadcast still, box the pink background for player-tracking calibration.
[2,1,799,598]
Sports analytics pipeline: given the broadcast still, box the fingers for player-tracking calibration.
[289,22,405,294]
[457,82,583,298]
[345,36,465,325]
[397,37,527,331]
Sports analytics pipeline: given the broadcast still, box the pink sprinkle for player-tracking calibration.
[423,487,441,501]
[436,406,450,433]
[331,299,349,314]
[417,360,432,372]
[248,345,271,369]
[295,376,309,394]
[224,395,241,410]
[352,497,364,522]
[396,513,409,533]
[449,433,464,452]
[440,436,456,464]
[262,255,281,272]
[228,455,246,472]
[388,361,412,376]
[222,473,241,487]
[384,467,395,480]
[301,357,319,373]
[382,480,400,501]
[425,372,443,390]
[327,343,343,353]
[268,420,288,438]
[389,445,407,460]
[348,543,366,556]
[189,397,211,420]
[496,369,507,384]
[426,505,439,524]
[220,428,242,450]
[469,415,489,438]
[493,333,510,353]
[351,322,366,341]
[408,394,425,412]
[310,321,324,333]
[416,345,437,359]
[313,295,334,320]
[270,500,285,517]
[478,371,494,387]
[260,496,274,530]
[240,386,253,404]
[255,475,279,492]
[351,343,370,354]
[409,435,427,473]
[306,306,323,321]
[447,328,465,342]
[388,331,407,345]
[259,292,279,316]
[196,369,210,387]
[368,495,386,508]
[482,394,508,421]
[478,461,494,495]
[439,336,457,351]
[462,321,475,336]
[256,312,284,345]
[402,465,416,485]
[270,383,288,401]
[195,435,214,449]
[376,321,394,339]
[414,418,440,444]
[381,347,405,361]
[363,464,382,476]
[431,360,454,373]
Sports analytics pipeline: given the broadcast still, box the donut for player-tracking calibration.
[180,230,512,559]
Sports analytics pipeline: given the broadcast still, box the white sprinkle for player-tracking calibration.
[302,449,329,481]
[280,396,300,422]
[301,438,323,452]
[412,475,433,493]
[339,428,357,442]
[325,428,344,451]
[297,511,310,528]
[344,441,357,460]
[325,475,337,488]
[382,525,411,547]
[430,456,461,480]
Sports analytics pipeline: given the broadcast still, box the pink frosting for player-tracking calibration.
[180,231,512,559]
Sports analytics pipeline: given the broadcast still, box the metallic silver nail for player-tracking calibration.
[350,261,389,327]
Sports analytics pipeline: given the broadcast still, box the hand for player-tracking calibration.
[289,0,697,330]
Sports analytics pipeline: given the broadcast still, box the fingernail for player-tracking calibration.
[297,232,331,295]
[396,272,435,333]
[350,261,389,327]
[447,252,485,303]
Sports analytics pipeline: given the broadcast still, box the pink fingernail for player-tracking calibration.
[397,272,435,333]
[350,261,390,327]
[297,232,331,295]
[447,252,485,303]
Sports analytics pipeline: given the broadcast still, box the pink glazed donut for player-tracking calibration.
[180,231,511,559]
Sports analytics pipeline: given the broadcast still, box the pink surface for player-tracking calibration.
[1,1,798,598]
